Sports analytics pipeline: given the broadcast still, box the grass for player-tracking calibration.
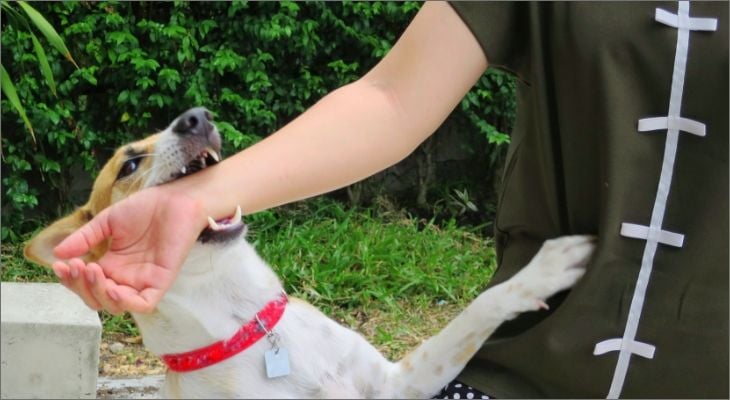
[1,241,57,282]
[1,198,496,360]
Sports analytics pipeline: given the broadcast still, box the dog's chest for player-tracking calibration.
[134,242,390,398]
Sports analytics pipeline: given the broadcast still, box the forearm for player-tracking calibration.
[167,1,487,221]
[170,79,429,219]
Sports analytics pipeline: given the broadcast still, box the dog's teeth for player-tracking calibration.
[200,157,207,168]
[210,151,220,162]
[207,216,221,231]
[233,205,242,222]
[181,166,187,175]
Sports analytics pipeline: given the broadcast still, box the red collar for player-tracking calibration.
[161,293,288,372]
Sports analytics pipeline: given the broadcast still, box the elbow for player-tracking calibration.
[357,75,407,117]
[354,76,430,158]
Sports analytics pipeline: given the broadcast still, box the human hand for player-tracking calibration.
[52,186,207,314]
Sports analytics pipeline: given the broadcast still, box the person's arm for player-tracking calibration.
[175,1,488,218]
[53,2,489,313]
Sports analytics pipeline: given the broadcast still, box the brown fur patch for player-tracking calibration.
[451,342,477,366]
[81,209,94,222]
[435,365,444,375]
[24,208,91,267]
[24,133,161,267]
[401,358,414,373]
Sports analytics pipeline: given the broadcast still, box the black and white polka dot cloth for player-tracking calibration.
[433,380,491,399]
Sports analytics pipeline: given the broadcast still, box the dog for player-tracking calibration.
[24,107,595,398]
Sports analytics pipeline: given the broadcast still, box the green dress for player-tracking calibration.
[449,2,728,398]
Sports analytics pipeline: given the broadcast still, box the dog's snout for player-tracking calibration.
[173,107,214,136]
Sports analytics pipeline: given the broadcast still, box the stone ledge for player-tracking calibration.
[1,282,101,399]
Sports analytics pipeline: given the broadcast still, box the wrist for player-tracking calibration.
[157,183,210,232]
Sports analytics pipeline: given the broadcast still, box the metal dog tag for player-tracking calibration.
[264,348,290,378]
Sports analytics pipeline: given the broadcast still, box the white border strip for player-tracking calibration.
[638,116,706,137]
[594,338,656,359]
[600,2,717,398]
[620,223,685,247]
[655,8,718,31]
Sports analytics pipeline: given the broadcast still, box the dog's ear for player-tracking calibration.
[24,208,93,267]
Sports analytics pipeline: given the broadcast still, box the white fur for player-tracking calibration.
[127,126,596,398]
[132,233,594,398]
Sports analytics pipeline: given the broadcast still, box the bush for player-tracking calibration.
[1,1,514,239]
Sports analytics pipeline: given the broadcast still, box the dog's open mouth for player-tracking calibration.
[198,205,247,244]
[166,146,246,244]
[172,148,221,180]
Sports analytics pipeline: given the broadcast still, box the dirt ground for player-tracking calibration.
[100,333,164,377]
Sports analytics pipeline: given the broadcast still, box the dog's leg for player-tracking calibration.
[379,235,596,399]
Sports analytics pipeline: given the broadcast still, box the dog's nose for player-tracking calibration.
[172,107,214,136]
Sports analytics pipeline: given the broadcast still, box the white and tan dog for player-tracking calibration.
[25,108,595,398]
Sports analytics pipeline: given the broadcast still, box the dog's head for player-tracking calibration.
[24,107,240,267]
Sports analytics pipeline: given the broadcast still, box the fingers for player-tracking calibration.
[52,259,103,311]
[100,261,174,293]
[53,207,112,259]
[75,260,163,314]
[52,256,168,315]
[86,263,125,315]
[110,285,162,314]
[52,259,126,315]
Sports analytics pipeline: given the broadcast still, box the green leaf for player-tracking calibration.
[0,65,36,142]
[117,90,129,103]
[158,68,181,91]
[80,67,98,85]
[108,31,140,47]
[135,76,155,89]
[161,24,186,39]
[30,33,57,96]
[18,1,79,69]
[148,93,164,108]
[131,58,159,73]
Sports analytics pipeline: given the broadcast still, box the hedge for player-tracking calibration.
[1,1,515,239]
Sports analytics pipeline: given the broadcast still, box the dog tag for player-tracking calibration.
[264,348,290,378]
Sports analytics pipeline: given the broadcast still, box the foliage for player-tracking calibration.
[1,1,515,239]
[460,70,516,162]
[1,0,78,140]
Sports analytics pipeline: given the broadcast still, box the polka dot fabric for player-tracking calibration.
[433,380,491,399]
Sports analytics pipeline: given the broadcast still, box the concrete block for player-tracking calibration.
[1,282,101,399]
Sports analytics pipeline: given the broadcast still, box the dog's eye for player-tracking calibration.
[117,158,140,180]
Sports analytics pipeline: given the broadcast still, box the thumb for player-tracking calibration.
[53,207,112,259]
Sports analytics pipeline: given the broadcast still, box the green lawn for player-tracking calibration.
[1,199,496,360]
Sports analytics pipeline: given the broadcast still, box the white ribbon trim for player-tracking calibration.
[599,2,716,398]
[638,116,706,137]
[620,222,685,247]
[594,338,656,359]
[655,8,718,31]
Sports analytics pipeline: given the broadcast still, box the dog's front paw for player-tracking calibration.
[505,235,596,312]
